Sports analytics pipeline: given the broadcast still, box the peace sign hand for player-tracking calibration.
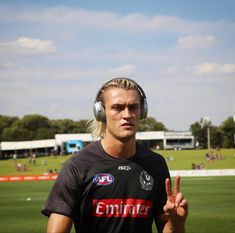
[164,176,188,223]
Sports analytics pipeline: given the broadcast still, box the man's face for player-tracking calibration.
[103,87,141,142]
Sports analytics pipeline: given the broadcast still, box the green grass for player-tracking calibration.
[182,176,235,233]
[0,155,70,176]
[0,177,234,233]
[157,149,235,170]
[0,181,53,233]
[0,149,234,176]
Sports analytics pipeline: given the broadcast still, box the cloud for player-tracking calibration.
[108,64,137,76]
[195,62,235,74]
[0,37,57,55]
[177,35,216,48]
[0,6,218,34]
[0,62,16,70]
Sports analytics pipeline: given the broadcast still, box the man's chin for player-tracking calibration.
[118,132,136,142]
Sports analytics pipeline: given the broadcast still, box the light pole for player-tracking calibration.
[207,123,211,150]
[201,116,211,150]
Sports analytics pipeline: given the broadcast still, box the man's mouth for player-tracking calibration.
[121,122,134,127]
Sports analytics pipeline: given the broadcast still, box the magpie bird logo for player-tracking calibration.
[139,171,154,191]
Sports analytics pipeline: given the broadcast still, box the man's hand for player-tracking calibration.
[163,176,188,229]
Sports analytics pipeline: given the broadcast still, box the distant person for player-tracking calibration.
[13,152,17,165]
[13,153,17,160]
[32,152,36,165]
[191,163,196,170]
[28,153,32,165]
[42,77,188,233]
[205,152,211,161]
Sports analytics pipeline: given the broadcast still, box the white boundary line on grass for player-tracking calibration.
[170,169,235,177]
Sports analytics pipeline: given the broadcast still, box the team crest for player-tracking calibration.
[139,171,154,191]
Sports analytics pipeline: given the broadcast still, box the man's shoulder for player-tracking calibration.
[136,143,165,160]
[135,143,169,178]
[69,141,101,164]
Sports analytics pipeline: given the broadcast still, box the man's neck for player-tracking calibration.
[101,137,136,159]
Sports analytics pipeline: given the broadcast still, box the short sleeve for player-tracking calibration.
[41,158,82,218]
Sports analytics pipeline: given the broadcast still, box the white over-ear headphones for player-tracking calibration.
[93,78,148,122]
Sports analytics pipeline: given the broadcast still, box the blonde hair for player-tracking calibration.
[87,77,141,140]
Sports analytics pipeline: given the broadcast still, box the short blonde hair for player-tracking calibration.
[87,77,142,140]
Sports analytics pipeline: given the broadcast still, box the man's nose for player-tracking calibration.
[123,107,131,118]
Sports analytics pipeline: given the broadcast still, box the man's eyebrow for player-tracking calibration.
[129,103,139,106]
[111,102,139,106]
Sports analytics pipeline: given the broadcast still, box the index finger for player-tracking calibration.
[174,176,180,194]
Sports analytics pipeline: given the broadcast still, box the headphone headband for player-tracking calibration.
[93,78,148,122]
[95,78,146,101]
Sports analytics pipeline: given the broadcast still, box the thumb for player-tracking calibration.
[163,200,175,214]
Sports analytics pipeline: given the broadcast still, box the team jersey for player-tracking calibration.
[42,140,170,233]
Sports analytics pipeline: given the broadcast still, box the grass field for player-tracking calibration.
[0,176,234,233]
[0,148,235,176]
[0,149,235,233]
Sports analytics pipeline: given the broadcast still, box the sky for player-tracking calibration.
[0,0,235,131]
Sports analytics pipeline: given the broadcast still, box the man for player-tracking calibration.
[42,77,188,233]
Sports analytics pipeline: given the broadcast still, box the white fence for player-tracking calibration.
[170,169,235,177]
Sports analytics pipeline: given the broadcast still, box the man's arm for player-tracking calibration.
[155,176,188,233]
[155,212,186,233]
[47,213,73,233]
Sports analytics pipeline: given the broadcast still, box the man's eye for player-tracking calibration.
[113,105,123,111]
[129,105,139,111]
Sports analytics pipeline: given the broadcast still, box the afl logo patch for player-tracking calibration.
[93,173,114,186]
[140,171,154,191]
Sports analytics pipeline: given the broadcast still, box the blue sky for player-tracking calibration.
[0,0,235,130]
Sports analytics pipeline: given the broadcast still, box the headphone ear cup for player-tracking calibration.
[93,101,106,122]
[140,98,148,119]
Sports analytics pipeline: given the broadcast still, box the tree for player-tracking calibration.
[2,125,29,141]
[219,116,235,148]
[190,117,234,149]
[21,114,51,131]
[76,120,89,133]
[0,115,19,141]
[51,119,79,134]
[190,121,206,148]
[210,125,223,148]
[35,127,55,140]
[139,117,167,131]
[50,119,89,134]
[19,114,52,140]
[1,113,234,148]
[1,114,55,141]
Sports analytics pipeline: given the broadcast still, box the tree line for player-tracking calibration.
[190,116,234,149]
[0,114,234,148]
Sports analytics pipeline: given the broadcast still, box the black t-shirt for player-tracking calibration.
[42,141,170,233]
